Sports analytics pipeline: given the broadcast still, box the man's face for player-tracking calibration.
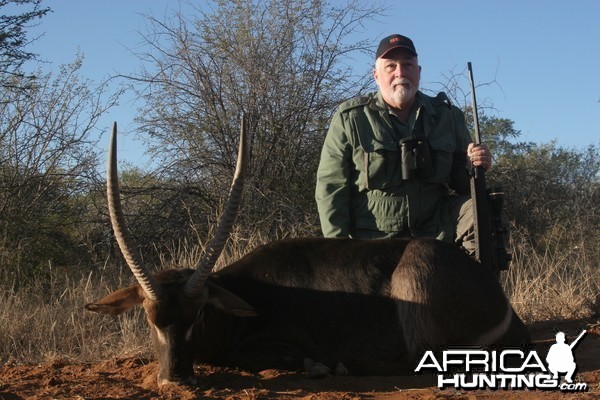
[373,49,421,110]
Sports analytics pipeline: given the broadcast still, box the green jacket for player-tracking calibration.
[315,91,472,240]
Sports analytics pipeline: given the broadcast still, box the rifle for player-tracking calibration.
[467,62,511,276]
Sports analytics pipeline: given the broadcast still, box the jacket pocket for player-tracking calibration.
[426,136,456,184]
[353,191,408,234]
[356,135,402,190]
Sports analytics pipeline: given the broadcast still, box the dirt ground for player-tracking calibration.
[1,318,598,400]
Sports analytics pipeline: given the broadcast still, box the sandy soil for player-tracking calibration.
[1,318,598,400]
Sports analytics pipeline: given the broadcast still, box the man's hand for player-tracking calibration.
[467,143,492,171]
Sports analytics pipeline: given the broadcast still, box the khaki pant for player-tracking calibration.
[450,195,510,258]
[450,195,477,256]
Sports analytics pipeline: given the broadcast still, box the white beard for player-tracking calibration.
[384,80,417,109]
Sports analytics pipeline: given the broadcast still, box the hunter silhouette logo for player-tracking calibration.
[415,329,588,392]
[546,330,586,383]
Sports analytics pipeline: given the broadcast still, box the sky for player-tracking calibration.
[8,0,600,167]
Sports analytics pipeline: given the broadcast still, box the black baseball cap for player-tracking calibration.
[375,34,417,59]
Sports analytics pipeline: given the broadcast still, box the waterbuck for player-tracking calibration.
[86,118,529,387]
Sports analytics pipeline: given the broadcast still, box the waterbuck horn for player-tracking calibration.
[107,122,163,301]
[183,114,249,298]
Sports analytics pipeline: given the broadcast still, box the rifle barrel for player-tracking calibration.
[467,62,482,146]
[467,62,496,275]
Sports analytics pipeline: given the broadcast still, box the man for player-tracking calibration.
[315,34,492,253]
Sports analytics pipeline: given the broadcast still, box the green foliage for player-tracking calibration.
[481,115,599,252]
[478,115,521,154]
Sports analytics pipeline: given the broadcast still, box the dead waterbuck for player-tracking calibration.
[86,117,529,387]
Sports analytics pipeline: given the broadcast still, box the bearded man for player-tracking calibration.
[315,34,492,254]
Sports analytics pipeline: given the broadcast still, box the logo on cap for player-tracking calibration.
[376,34,417,59]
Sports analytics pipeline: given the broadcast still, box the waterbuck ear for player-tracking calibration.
[85,286,145,316]
[207,281,257,317]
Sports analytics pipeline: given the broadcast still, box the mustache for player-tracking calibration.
[392,78,411,87]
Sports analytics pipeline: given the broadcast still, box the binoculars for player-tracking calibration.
[399,136,434,180]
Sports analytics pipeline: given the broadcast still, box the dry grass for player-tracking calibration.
[502,225,599,322]
[0,227,597,365]
[0,263,151,365]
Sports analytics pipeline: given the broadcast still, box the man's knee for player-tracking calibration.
[449,196,475,254]
[449,195,511,260]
